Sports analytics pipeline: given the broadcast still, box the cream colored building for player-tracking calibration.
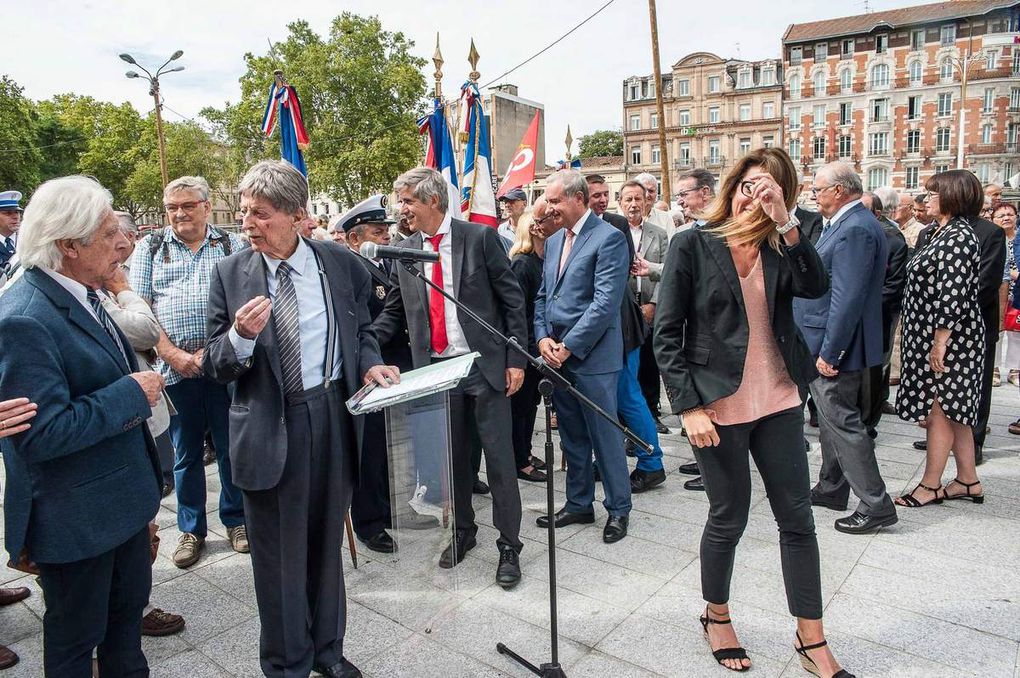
[622,52,784,189]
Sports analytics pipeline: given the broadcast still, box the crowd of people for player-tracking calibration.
[0,150,1014,677]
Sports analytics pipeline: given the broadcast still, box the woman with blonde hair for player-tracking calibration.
[656,148,852,677]
[509,207,551,481]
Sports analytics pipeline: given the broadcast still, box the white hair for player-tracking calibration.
[633,172,657,189]
[164,175,211,201]
[393,167,450,213]
[17,175,114,270]
[873,186,899,218]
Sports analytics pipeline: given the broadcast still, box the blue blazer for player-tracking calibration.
[0,269,160,565]
[534,212,630,375]
[794,202,888,372]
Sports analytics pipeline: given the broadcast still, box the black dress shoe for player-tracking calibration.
[517,467,547,482]
[867,428,878,439]
[630,468,666,493]
[313,657,362,678]
[881,401,897,415]
[683,475,705,491]
[654,416,671,434]
[536,506,596,528]
[678,461,700,476]
[439,532,477,568]
[472,477,490,495]
[529,455,547,470]
[912,440,927,451]
[810,490,848,512]
[603,515,628,543]
[496,546,521,589]
[808,411,819,428]
[359,531,396,554]
[834,510,898,535]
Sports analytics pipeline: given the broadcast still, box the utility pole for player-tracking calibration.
[120,50,185,189]
[647,0,671,201]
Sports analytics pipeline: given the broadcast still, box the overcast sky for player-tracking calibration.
[9,0,926,164]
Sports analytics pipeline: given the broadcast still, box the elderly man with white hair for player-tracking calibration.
[0,175,165,676]
[633,172,673,234]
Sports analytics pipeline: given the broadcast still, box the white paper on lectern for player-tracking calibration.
[345,352,479,415]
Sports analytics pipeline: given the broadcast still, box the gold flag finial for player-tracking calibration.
[467,39,480,82]
[433,33,444,98]
[565,125,574,159]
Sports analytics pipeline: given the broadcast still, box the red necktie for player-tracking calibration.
[428,233,449,354]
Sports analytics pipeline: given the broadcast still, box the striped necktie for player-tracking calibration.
[274,262,305,394]
[86,290,129,368]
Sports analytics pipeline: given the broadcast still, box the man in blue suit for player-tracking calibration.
[534,170,632,543]
[794,162,897,535]
[0,176,164,676]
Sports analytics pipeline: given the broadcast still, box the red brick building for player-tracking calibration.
[782,0,1020,191]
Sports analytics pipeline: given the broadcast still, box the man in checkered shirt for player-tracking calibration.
[130,176,249,570]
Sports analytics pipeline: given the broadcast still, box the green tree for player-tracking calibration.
[125,118,225,220]
[38,94,147,209]
[0,76,44,192]
[578,129,623,159]
[203,13,427,207]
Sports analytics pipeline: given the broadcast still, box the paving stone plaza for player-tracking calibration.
[2,383,1018,677]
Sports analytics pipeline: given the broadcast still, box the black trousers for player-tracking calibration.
[444,363,523,552]
[973,340,997,448]
[860,312,898,432]
[244,383,354,678]
[38,525,151,678]
[510,364,542,470]
[637,332,662,416]
[693,407,823,619]
[350,410,391,540]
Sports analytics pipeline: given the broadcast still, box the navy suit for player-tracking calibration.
[0,268,161,677]
[794,202,887,372]
[535,211,632,516]
[794,201,895,518]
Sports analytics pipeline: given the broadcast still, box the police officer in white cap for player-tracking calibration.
[0,191,23,270]
[338,195,424,552]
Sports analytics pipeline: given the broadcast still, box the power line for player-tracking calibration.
[0,2,617,154]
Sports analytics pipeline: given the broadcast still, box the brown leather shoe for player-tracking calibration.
[0,643,18,669]
[0,586,30,606]
[141,608,185,637]
[227,525,249,554]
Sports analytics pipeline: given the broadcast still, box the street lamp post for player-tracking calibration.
[120,50,185,188]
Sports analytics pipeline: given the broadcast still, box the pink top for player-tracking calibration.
[705,254,802,426]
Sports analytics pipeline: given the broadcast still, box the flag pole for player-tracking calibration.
[464,39,482,216]
[647,0,671,201]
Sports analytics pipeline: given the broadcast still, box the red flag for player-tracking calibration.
[496,111,540,198]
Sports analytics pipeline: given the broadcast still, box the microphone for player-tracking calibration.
[360,241,439,263]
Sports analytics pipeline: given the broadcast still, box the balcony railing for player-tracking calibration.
[705,155,726,167]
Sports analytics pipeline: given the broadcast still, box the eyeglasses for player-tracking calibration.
[533,214,551,225]
[164,201,207,213]
[922,191,938,202]
[675,188,701,199]
[810,185,838,196]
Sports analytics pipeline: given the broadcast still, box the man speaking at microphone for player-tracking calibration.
[204,160,399,678]
[372,167,528,588]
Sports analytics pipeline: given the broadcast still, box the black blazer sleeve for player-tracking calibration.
[652,232,699,412]
[883,229,908,313]
[481,226,529,370]
[371,254,409,347]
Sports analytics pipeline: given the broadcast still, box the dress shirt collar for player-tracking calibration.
[262,236,311,278]
[569,209,592,237]
[424,213,453,243]
[827,199,862,229]
[628,219,644,232]
[41,267,92,310]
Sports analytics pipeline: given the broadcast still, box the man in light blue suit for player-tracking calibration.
[794,162,897,535]
[534,170,632,543]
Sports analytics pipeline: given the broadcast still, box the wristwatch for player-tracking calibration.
[775,213,800,235]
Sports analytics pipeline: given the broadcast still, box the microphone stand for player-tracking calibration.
[396,258,652,678]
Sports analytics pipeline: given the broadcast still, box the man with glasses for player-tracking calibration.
[794,162,897,535]
[130,176,249,569]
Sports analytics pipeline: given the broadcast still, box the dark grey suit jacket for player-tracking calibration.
[203,238,384,491]
[372,218,528,392]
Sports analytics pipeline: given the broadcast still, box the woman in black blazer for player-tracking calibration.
[655,148,851,677]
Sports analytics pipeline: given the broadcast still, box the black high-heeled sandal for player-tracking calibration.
[699,607,750,672]
[795,633,855,678]
[895,482,943,508]
[942,478,984,504]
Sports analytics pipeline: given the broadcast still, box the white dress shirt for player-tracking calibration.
[229,238,342,389]
[422,213,471,358]
[41,267,100,322]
